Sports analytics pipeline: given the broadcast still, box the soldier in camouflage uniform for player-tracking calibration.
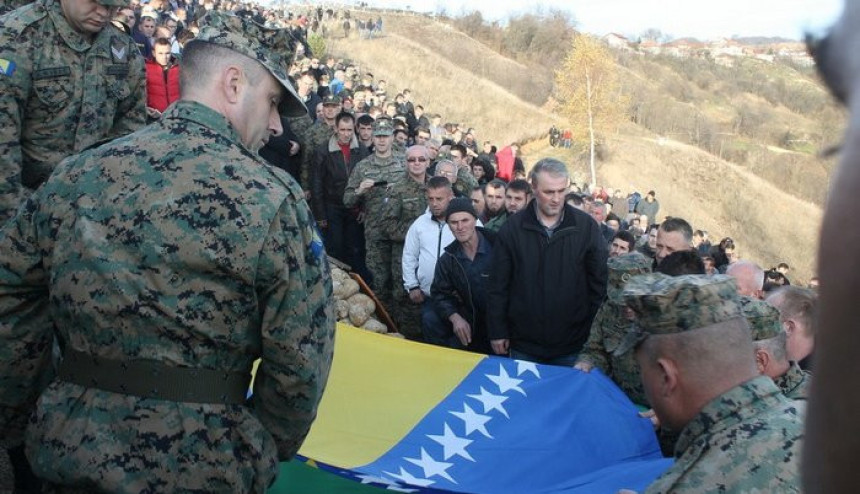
[741,297,811,400]
[0,12,334,492]
[574,252,652,406]
[380,144,430,338]
[0,0,146,222]
[343,118,404,319]
[289,93,340,191]
[615,274,804,493]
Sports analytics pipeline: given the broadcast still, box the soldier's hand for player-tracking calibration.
[408,288,424,304]
[491,338,509,355]
[450,314,471,346]
[358,178,375,194]
[146,107,162,119]
[573,361,593,373]
[639,408,660,429]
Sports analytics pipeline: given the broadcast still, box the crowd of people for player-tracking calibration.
[0,0,822,492]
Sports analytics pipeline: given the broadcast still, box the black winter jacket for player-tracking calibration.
[487,202,608,359]
[311,135,370,220]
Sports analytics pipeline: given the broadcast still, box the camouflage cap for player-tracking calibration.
[373,118,394,136]
[321,94,342,106]
[613,273,744,356]
[195,12,306,117]
[739,297,782,341]
[607,252,653,305]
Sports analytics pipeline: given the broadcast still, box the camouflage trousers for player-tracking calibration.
[389,242,422,340]
[366,236,394,316]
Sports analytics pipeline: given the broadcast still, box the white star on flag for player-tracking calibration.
[383,467,434,487]
[356,473,399,486]
[451,403,493,438]
[516,359,541,378]
[487,364,527,396]
[427,423,475,461]
[468,386,510,418]
[405,447,457,483]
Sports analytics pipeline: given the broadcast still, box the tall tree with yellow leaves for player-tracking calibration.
[555,33,628,187]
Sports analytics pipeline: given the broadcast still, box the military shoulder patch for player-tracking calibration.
[0,59,16,77]
[310,226,325,259]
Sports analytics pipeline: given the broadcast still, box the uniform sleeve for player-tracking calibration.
[342,160,365,208]
[286,114,314,190]
[0,197,53,447]
[109,36,146,139]
[250,197,335,460]
[0,35,33,223]
[575,305,611,373]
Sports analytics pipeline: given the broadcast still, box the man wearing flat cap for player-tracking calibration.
[615,274,804,493]
[0,0,146,223]
[0,11,334,492]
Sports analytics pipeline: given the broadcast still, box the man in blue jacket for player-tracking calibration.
[488,158,608,365]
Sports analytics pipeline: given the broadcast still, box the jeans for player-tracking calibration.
[509,348,579,367]
[421,299,459,349]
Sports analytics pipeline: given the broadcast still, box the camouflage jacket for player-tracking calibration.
[775,362,811,400]
[645,376,804,493]
[289,114,334,190]
[0,101,334,493]
[342,152,404,236]
[381,173,427,242]
[0,0,146,222]
[484,210,509,232]
[577,302,648,406]
[453,165,478,198]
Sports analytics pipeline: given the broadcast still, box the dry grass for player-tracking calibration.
[327,33,561,145]
[522,130,823,283]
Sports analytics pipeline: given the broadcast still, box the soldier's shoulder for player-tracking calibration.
[0,0,48,39]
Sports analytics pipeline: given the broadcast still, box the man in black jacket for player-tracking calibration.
[311,112,370,277]
[431,198,495,354]
[488,158,608,365]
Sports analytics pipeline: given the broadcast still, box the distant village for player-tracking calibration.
[601,33,814,67]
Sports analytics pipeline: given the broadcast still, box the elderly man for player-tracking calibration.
[726,260,766,299]
[0,0,146,222]
[0,12,334,492]
[488,158,608,365]
[431,198,495,354]
[615,274,804,492]
[435,158,478,198]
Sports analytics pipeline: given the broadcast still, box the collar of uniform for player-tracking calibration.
[47,0,99,52]
[161,101,244,150]
[673,375,785,457]
[773,362,809,399]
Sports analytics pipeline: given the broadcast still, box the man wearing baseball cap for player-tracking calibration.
[0,11,333,492]
[614,274,803,493]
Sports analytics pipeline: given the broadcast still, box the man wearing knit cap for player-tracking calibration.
[431,197,495,354]
[614,274,804,493]
[741,297,811,400]
[575,252,652,406]
[0,11,333,492]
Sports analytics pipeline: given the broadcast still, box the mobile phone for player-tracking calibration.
[373,181,388,186]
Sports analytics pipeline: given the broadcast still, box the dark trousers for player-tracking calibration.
[324,204,369,281]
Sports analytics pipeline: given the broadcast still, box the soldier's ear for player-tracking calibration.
[655,357,678,398]
[221,65,244,104]
[753,348,769,375]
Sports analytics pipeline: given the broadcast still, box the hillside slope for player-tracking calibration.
[328,10,830,282]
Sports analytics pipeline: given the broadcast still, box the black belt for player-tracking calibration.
[58,348,251,405]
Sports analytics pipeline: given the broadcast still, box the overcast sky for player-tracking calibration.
[365,0,844,41]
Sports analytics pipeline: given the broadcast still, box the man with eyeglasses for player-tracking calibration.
[0,0,146,223]
[380,145,431,337]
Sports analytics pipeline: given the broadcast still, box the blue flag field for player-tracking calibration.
[269,324,672,493]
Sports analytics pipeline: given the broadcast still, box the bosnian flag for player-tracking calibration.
[273,324,672,493]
